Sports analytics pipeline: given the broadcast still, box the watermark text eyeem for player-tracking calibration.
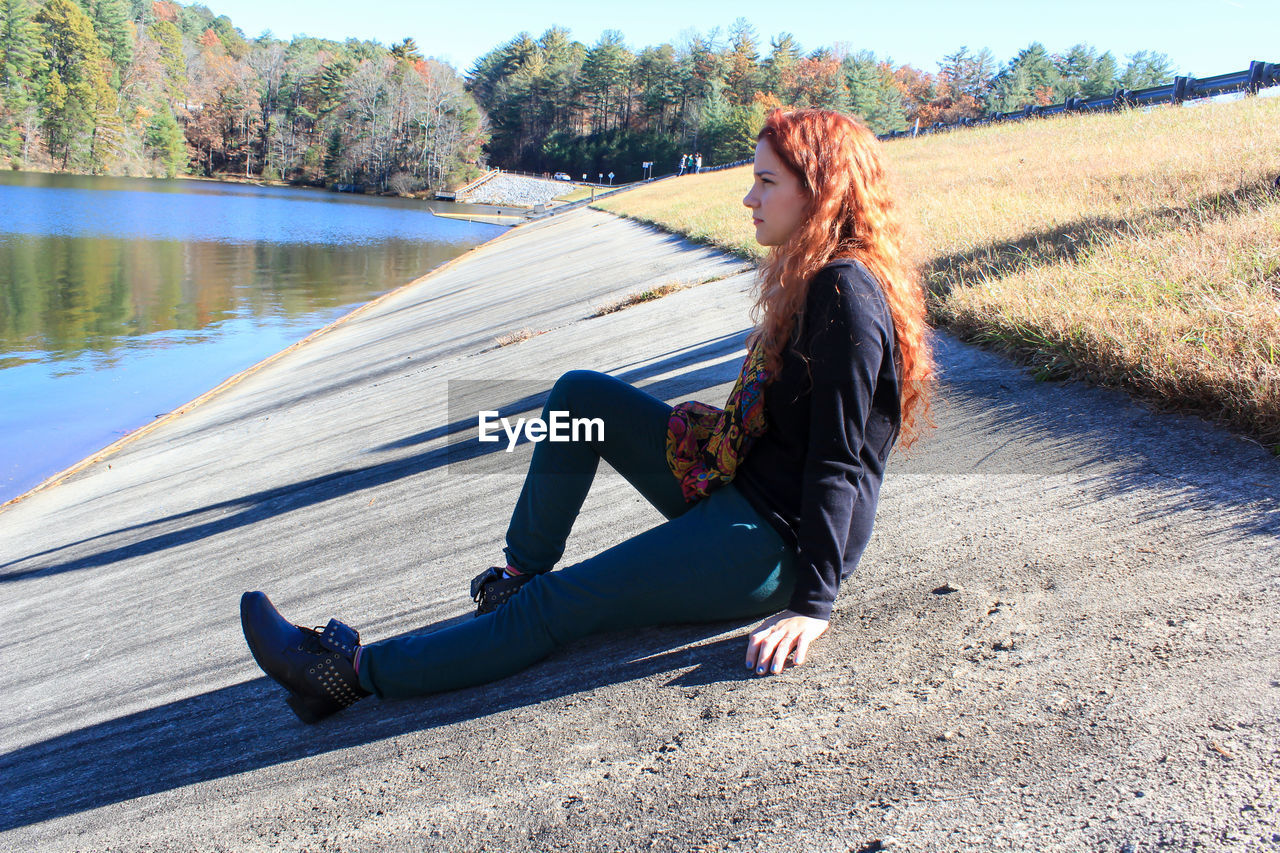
[477,410,604,452]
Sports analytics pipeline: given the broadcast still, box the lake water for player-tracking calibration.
[0,172,505,504]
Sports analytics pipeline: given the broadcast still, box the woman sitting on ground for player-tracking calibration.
[240,106,933,724]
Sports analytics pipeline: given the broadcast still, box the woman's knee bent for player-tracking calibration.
[548,369,608,411]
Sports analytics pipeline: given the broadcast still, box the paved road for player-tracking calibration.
[1,207,1276,852]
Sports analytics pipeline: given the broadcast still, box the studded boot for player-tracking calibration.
[240,590,372,724]
[470,566,534,616]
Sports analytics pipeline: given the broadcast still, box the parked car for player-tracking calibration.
[553,172,571,181]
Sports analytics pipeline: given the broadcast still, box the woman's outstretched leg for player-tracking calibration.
[360,482,795,699]
[501,369,691,575]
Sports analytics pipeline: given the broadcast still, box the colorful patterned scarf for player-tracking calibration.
[665,341,770,502]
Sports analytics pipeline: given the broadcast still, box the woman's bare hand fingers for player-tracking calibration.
[745,616,782,671]
[752,626,784,675]
[747,622,794,675]
[744,612,829,675]
[767,633,795,673]
[794,633,812,667]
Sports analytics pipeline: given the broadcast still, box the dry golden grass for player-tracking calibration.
[593,170,762,258]
[591,271,747,317]
[493,327,545,348]
[593,281,691,317]
[552,185,596,203]
[594,95,1280,447]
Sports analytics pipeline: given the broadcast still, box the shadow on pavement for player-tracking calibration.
[0,623,754,832]
[916,334,1280,539]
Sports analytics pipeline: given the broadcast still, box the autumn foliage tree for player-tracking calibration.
[0,1,1181,186]
[0,0,487,186]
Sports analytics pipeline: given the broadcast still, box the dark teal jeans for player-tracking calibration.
[358,370,797,699]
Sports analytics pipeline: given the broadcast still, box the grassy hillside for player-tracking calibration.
[593,96,1280,449]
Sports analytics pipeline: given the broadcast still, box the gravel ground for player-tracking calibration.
[0,207,1276,852]
[463,173,576,207]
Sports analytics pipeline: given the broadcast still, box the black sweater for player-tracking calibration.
[733,258,901,620]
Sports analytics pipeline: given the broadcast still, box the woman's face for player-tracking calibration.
[743,137,808,247]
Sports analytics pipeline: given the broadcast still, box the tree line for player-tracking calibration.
[0,0,486,190]
[0,2,1179,189]
[471,22,1178,182]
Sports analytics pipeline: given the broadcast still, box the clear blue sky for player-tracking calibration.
[201,0,1275,78]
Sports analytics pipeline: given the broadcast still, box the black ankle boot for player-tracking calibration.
[240,591,371,724]
[470,566,534,616]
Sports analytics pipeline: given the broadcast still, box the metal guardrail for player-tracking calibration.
[494,167,567,180]
[883,59,1279,140]
[458,168,501,193]
[701,158,752,173]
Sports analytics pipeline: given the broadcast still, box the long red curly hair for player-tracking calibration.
[745,107,933,447]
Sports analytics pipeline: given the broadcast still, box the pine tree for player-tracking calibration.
[973,47,998,96]
[86,0,132,77]
[1056,43,1096,98]
[713,98,765,164]
[697,75,731,159]
[465,31,540,160]
[0,0,43,88]
[530,26,584,144]
[1086,51,1118,97]
[86,64,123,172]
[634,42,678,132]
[389,37,423,64]
[210,14,247,59]
[937,45,994,117]
[35,0,116,168]
[580,30,632,134]
[988,42,1064,111]
[0,0,45,159]
[144,103,185,176]
[723,17,761,108]
[126,0,152,26]
[1119,51,1175,90]
[323,126,344,183]
[148,18,186,103]
[680,30,723,106]
[761,32,799,100]
[176,2,214,39]
[1056,44,1120,99]
[314,55,353,118]
[842,51,905,133]
[1018,43,1062,100]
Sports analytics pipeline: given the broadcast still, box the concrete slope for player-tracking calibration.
[0,206,1277,852]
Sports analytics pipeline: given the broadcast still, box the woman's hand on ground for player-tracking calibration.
[745,610,828,675]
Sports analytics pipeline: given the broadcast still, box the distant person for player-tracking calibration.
[240,107,934,723]
[695,152,703,173]
[678,153,688,176]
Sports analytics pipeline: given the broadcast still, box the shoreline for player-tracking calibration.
[4,166,583,211]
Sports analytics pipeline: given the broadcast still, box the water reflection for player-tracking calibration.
[0,235,457,368]
[0,171,505,502]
